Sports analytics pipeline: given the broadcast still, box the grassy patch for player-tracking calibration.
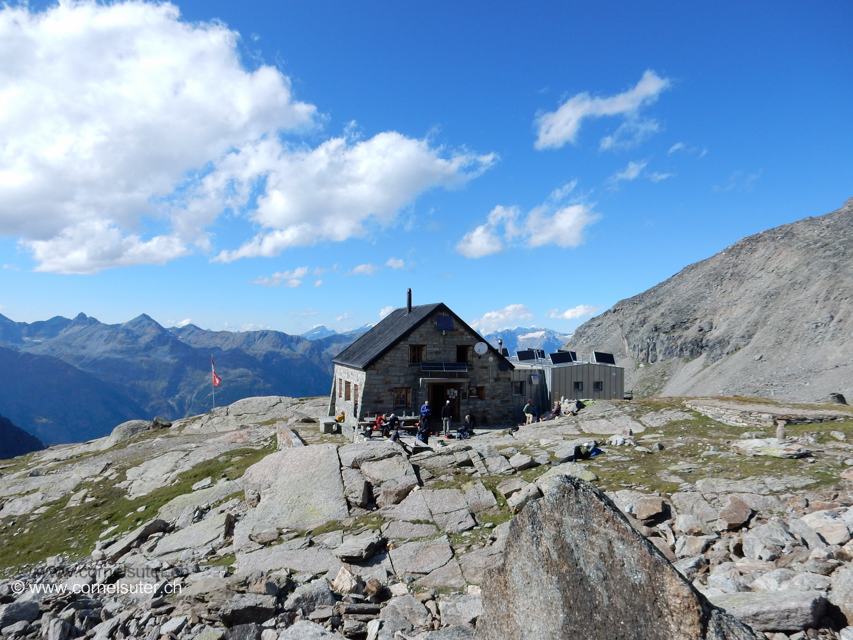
[0,443,273,575]
[306,512,386,538]
[202,552,236,568]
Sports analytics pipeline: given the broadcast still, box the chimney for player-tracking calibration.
[407,288,412,314]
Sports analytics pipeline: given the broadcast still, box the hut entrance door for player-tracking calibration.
[429,383,460,427]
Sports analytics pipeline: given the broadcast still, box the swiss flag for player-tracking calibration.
[212,357,222,387]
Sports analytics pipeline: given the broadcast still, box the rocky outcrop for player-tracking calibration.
[237,443,349,541]
[475,476,759,640]
[566,197,853,401]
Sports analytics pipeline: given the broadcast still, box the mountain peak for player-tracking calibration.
[70,312,100,327]
[124,313,162,328]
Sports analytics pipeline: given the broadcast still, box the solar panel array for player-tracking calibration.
[436,315,454,331]
[548,351,574,364]
[593,351,616,365]
[516,350,536,361]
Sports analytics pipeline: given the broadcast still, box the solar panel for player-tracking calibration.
[421,362,467,372]
[549,351,574,364]
[535,349,546,359]
[516,350,536,361]
[500,348,509,357]
[593,351,616,365]
[436,315,454,331]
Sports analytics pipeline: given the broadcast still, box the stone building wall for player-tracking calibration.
[330,365,367,425]
[332,308,514,426]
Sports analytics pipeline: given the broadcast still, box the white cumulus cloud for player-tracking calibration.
[379,306,394,319]
[212,135,496,262]
[535,70,670,150]
[252,266,308,287]
[469,304,534,333]
[0,1,315,274]
[455,205,520,258]
[314,280,323,287]
[0,1,495,274]
[347,263,379,276]
[545,305,603,320]
[386,258,405,269]
[175,318,193,327]
[457,187,599,258]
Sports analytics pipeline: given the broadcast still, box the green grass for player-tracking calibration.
[202,552,236,569]
[0,443,274,574]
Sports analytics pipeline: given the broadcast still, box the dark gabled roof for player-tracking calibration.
[333,303,443,369]
[332,302,514,371]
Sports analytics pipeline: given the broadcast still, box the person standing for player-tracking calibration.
[420,400,432,434]
[441,400,453,437]
[522,399,534,425]
[416,419,430,445]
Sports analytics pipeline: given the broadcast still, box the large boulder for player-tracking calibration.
[0,601,40,628]
[709,591,827,633]
[730,439,810,459]
[100,419,153,450]
[151,512,233,558]
[240,444,348,533]
[474,476,759,640]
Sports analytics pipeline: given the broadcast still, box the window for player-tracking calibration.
[338,378,342,398]
[345,381,351,401]
[456,345,470,363]
[513,381,526,396]
[409,345,425,364]
[593,381,603,392]
[353,384,359,413]
[394,387,412,408]
[476,386,486,400]
[573,381,583,392]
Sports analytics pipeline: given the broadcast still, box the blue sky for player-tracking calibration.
[0,1,851,335]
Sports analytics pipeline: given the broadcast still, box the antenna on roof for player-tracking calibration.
[407,288,412,314]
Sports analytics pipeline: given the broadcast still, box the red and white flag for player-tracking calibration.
[211,357,222,387]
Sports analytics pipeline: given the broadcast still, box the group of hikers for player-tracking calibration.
[521,398,584,426]
[364,399,475,447]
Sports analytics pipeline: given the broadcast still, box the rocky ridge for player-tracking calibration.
[566,197,853,402]
[2,396,853,638]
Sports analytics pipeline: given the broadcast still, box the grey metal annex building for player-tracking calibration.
[509,350,624,422]
[330,294,515,428]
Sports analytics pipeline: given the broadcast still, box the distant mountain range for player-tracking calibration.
[0,313,366,445]
[301,324,375,340]
[484,327,573,356]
